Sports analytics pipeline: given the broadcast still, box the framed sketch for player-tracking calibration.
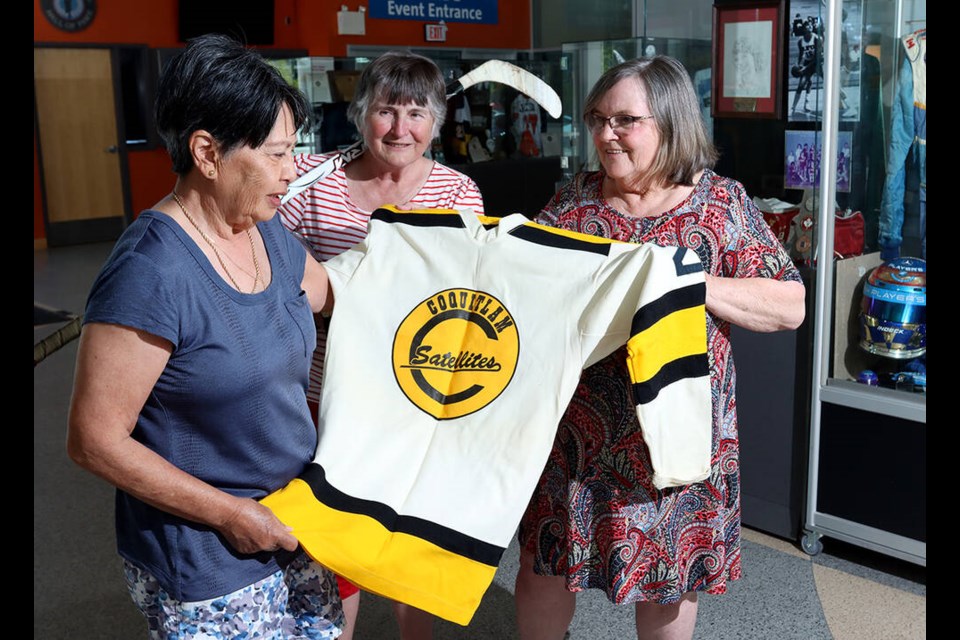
[784,129,853,192]
[712,0,784,119]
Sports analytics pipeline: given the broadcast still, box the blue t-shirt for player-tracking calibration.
[83,210,318,601]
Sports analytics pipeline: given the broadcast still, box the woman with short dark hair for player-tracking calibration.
[67,34,341,639]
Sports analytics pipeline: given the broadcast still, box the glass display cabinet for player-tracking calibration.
[802,0,925,565]
[270,49,564,161]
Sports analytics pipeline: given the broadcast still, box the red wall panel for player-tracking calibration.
[34,0,530,239]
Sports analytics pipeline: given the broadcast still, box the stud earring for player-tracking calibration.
[208,170,215,177]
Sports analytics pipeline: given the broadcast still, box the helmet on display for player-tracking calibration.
[858,257,926,359]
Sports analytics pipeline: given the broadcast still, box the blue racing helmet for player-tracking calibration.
[858,257,926,359]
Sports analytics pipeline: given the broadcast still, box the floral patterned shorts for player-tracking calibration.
[123,553,343,639]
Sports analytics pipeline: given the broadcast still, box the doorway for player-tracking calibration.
[34,47,130,246]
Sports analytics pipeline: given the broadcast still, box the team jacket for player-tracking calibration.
[262,206,711,625]
[879,27,926,259]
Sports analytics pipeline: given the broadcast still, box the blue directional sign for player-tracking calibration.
[369,0,498,25]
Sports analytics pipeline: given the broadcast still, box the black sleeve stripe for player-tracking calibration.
[371,207,465,229]
[509,224,612,256]
[631,354,710,404]
[631,282,707,335]
[300,464,504,566]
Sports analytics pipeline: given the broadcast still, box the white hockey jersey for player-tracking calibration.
[262,206,711,625]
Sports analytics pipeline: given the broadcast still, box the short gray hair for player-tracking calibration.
[347,51,447,139]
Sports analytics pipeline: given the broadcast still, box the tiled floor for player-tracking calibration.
[34,241,925,639]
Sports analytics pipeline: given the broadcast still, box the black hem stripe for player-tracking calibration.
[299,464,504,566]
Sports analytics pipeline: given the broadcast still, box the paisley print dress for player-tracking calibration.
[518,169,801,604]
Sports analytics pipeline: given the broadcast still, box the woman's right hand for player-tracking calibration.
[219,497,301,555]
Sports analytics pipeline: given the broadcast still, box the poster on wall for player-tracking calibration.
[787,0,863,122]
[784,129,852,192]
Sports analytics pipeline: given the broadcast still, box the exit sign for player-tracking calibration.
[425,22,447,42]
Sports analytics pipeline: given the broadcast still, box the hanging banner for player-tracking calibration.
[369,0,498,25]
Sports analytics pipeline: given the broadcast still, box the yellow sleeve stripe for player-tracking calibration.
[626,305,708,383]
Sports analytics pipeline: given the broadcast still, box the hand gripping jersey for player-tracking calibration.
[262,207,711,625]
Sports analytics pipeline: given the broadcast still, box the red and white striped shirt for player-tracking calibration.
[278,151,485,402]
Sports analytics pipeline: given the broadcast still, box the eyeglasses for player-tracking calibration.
[584,113,655,134]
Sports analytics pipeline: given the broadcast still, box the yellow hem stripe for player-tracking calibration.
[261,479,497,626]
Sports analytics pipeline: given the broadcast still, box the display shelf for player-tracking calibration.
[803,0,925,567]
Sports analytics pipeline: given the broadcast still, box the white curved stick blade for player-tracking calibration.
[456,60,562,119]
[280,142,363,206]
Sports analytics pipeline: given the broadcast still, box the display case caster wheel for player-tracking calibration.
[801,530,823,556]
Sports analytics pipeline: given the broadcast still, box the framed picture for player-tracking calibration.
[784,129,853,192]
[712,0,784,118]
[787,0,864,122]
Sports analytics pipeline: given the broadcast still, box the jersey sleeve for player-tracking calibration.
[321,230,369,296]
[580,241,712,489]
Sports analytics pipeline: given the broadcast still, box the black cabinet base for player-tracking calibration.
[816,402,925,543]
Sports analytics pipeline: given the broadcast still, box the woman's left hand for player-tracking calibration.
[217,496,301,554]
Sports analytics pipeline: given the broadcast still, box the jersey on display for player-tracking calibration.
[511,94,542,157]
[262,206,712,625]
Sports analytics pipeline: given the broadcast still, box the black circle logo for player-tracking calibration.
[41,0,97,33]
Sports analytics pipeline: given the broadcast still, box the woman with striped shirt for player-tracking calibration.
[277,50,484,640]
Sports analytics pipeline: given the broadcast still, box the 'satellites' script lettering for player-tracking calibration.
[406,346,502,372]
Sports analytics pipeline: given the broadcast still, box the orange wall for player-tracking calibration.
[34,129,44,241]
[34,0,531,239]
[293,1,531,56]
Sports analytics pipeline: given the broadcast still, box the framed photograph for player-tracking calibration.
[787,0,864,122]
[784,129,853,191]
[712,0,784,118]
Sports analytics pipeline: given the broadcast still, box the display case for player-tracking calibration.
[269,49,566,217]
[271,49,565,160]
[802,0,925,565]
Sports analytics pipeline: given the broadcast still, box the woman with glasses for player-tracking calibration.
[514,56,805,640]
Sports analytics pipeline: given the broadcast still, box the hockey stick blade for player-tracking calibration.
[280,60,562,205]
[449,60,562,119]
[281,139,364,205]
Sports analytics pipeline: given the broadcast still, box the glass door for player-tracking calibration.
[803,0,925,566]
